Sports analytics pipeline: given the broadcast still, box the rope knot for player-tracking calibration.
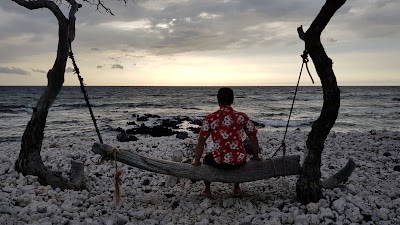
[301,50,309,63]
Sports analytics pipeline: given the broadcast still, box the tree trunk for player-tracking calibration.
[296,0,346,204]
[13,0,84,190]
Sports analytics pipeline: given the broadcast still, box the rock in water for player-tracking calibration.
[117,131,138,142]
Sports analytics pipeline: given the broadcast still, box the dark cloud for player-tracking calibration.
[32,68,47,74]
[0,0,399,62]
[0,66,29,75]
[112,64,124,69]
[65,67,75,73]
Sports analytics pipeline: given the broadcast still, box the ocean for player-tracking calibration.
[0,86,399,143]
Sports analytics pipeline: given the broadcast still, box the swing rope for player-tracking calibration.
[270,50,314,172]
[68,39,103,144]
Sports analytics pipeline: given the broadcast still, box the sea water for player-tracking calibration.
[0,86,399,142]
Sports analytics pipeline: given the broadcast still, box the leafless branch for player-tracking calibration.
[12,0,67,22]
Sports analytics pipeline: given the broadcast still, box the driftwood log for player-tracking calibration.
[322,158,356,189]
[92,143,302,183]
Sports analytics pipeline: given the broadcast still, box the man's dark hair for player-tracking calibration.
[217,87,234,105]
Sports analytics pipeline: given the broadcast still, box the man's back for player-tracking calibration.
[199,105,257,165]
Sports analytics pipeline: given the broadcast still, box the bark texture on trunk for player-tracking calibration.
[13,0,84,190]
[296,0,346,204]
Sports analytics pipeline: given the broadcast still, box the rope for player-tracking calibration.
[68,39,104,144]
[270,50,314,161]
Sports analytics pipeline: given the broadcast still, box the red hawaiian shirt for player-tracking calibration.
[199,105,258,165]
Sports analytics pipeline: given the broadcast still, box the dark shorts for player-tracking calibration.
[204,152,245,170]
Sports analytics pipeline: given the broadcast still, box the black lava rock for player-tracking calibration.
[142,179,150,186]
[117,131,138,142]
[127,121,136,125]
[176,132,188,140]
[171,201,179,209]
[383,152,391,157]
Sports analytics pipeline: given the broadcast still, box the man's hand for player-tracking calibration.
[192,160,202,166]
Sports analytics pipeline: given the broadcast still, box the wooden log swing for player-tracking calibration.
[92,143,356,188]
[92,143,302,183]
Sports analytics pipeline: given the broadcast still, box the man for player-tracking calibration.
[192,87,261,198]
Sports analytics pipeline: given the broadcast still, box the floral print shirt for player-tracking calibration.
[199,105,258,165]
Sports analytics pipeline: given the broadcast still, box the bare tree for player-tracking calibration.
[12,0,128,190]
[296,0,347,204]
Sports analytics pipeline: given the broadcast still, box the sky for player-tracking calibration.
[0,0,399,86]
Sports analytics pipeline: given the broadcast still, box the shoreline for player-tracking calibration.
[1,130,399,224]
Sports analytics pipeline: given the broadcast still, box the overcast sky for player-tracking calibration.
[0,0,399,86]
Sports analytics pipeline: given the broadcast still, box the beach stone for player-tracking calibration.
[117,131,138,142]
[176,132,188,140]
[346,207,363,223]
[129,210,148,220]
[281,213,293,224]
[21,185,36,195]
[36,202,50,213]
[238,221,251,225]
[222,198,235,208]
[142,179,150,186]
[346,184,357,195]
[332,197,346,214]
[0,202,15,215]
[137,116,149,121]
[127,121,136,125]
[262,218,279,225]
[383,152,391,157]
[0,157,12,175]
[319,207,334,220]
[294,215,310,225]
[310,214,320,224]
[306,202,319,214]
[195,218,209,225]
[377,207,390,220]
[318,199,329,208]
[200,198,212,209]
[18,194,32,207]
[269,211,282,220]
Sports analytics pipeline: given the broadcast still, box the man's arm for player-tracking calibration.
[249,135,261,160]
[192,136,207,166]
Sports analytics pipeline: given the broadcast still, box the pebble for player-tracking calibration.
[306,202,319,214]
[0,157,12,175]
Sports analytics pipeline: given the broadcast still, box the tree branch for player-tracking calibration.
[12,0,67,22]
[65,0,82,42]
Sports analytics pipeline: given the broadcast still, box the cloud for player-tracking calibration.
[65,67,75,73]
[32,68,47,74]
[1,0,400,70]
[325,38,338,43]
[0,66,29,75]
[111,64,124,69]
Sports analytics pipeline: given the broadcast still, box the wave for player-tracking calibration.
[0,103,32,113]
[182,107,201,110]
[264,120,313,128]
